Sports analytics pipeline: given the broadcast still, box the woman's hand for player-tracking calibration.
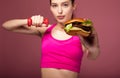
[31,15,48,27]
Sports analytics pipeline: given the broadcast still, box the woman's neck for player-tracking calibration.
[56,23,64,29]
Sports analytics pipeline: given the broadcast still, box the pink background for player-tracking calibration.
[0,0,120,78]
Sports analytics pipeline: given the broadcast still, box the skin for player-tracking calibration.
[2,0,100,78]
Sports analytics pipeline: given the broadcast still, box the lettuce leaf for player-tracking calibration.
[64,23,72,32]
[82,19,93,26]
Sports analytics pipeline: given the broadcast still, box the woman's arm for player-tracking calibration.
[81,28,100,60]
[2,15,48,36]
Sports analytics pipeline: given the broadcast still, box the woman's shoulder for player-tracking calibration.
[46,24,56,30]
[47,24,53,28]
[39,24,55,35]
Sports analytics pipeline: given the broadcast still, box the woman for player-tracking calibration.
[2,0,100,78]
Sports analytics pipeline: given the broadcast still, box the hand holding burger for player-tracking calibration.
[64,18,93,37]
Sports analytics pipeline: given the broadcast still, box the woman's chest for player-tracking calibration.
[51,28,72,40]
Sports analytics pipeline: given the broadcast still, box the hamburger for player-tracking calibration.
[64,18,93,37]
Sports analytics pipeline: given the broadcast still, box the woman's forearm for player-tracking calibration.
[86,32,100,60]
[81,27,100,60]
[2,19,27,31]
[87,45,100,60]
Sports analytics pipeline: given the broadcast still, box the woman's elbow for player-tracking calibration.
[87,49,100,60]
[2,22,13,31]
[87,54,99,60]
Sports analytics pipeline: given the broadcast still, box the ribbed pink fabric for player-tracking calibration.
[41,24,83,73]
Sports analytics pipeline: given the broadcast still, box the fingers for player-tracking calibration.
[31,15,44,27]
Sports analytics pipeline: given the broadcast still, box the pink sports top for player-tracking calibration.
[41,24,83,73]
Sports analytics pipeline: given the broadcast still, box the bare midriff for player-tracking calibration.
[41,68,79,78]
